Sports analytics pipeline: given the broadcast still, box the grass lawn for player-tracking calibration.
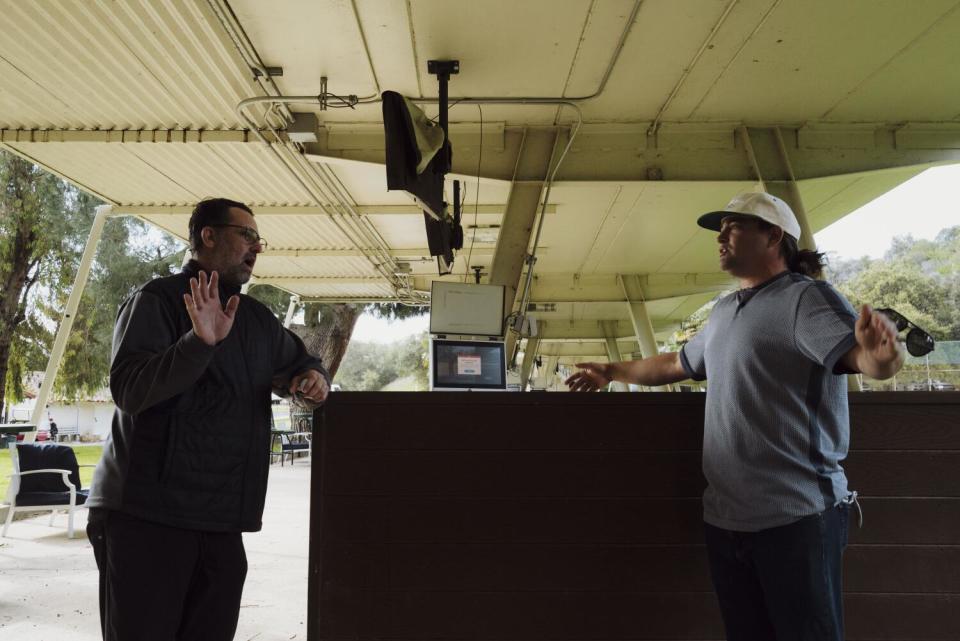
[0,443,104,501]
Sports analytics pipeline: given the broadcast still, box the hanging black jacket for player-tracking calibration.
[87,260,327,532]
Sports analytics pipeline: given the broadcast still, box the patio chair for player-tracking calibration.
[270,431,311,466]
[2,442,92,539]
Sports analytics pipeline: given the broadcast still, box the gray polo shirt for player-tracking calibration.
[680,270,858,532]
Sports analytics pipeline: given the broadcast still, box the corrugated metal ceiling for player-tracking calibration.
[1,0,957,318]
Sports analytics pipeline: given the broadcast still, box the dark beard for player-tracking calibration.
[218,262,252,287]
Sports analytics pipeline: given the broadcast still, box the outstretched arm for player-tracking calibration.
[565,352,688,392]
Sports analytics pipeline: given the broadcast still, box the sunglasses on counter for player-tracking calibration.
[876,308,936,357]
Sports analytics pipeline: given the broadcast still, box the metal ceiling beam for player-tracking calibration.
[535,320,677,340]
[488,128,562,359]
[297,296,428,305]
[0,129,256,144]
[114,204,553,217]
[253,276,385,286]
[7,122,960,191]
[307,122,960,182]
[740,126,818,250]
[254,272,720,308]
[538,340,641,358]
[527,272,733,303]
[7,122,959,184]
[261,247,499,258]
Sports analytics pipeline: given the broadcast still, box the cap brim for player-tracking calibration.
[696,211,763,232]
[696,211,729,232]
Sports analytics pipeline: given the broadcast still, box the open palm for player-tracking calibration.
[183,270,239,346]
[565,362,612,392]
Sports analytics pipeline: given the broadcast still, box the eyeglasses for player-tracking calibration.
[209,224,268,248]
[876,308,936,357]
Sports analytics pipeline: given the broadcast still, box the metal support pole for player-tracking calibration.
[29,205,113,434]
[770,128,816,251]
[618,275,673,392]
[601,321,629,392]
[519,336,541,392]
[283,295,300,328]
[538,355,560,390]
[765,129,862,391]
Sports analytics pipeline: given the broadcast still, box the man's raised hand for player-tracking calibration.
[565,362,612,392]
[183,270,239,346]
[855,304,903,366]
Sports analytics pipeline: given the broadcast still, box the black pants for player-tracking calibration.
[87,509,248,641]
[704,504,849,641]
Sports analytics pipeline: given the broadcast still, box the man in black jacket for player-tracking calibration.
[86,198,330,641]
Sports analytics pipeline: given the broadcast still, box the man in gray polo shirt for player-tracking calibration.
[566,192,905,641]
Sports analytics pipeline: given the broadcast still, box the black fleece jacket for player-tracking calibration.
[87,261,327,532]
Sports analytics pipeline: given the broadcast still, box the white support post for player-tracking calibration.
[518,336,541,392]
[601,321,629,392]
[283,295,300,328]
[29,205,113,433]
[764,129,863,392]
[535,355,560,390]
[618,275,673,392]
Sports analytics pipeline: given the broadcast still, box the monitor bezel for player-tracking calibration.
[431,339,507,390]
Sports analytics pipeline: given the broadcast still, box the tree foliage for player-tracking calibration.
[826,226,960,340]
[56,218,185,399]
[246,283,428,381]
[335,333,430,391]
[0,151,97,411]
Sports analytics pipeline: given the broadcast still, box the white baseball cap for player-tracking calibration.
[697,192,801,241]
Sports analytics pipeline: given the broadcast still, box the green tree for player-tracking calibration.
[335,333,429,391]
[828,227,960,341]
[0,151,96,416]
[246,282,427,382]
[56,218,185,399]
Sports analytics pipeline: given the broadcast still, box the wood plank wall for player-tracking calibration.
[307,392,960,641]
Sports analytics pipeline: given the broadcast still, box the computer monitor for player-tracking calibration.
[431,339,506,391]
[430,281,506,338]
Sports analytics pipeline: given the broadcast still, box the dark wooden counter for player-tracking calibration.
[308,392,960,641]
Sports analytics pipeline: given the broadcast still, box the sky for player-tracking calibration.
[352,164,960,344]
[814,164,960,259]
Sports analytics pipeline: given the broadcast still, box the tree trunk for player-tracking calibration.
[0,334,12,421]
[284,303,361,435]
[289,303,362,381]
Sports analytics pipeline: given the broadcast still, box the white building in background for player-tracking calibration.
[9,372,300,440]
[8,372,113,441]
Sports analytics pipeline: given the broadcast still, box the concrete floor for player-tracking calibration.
[0,457,313,641]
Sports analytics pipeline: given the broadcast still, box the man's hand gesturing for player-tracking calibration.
[183,270,240,346]
[565,362,612,392]
[855,304,902,363]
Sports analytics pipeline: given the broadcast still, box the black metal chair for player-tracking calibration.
[2,442,91,538]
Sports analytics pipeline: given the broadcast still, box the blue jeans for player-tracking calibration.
[704,503,850,641]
